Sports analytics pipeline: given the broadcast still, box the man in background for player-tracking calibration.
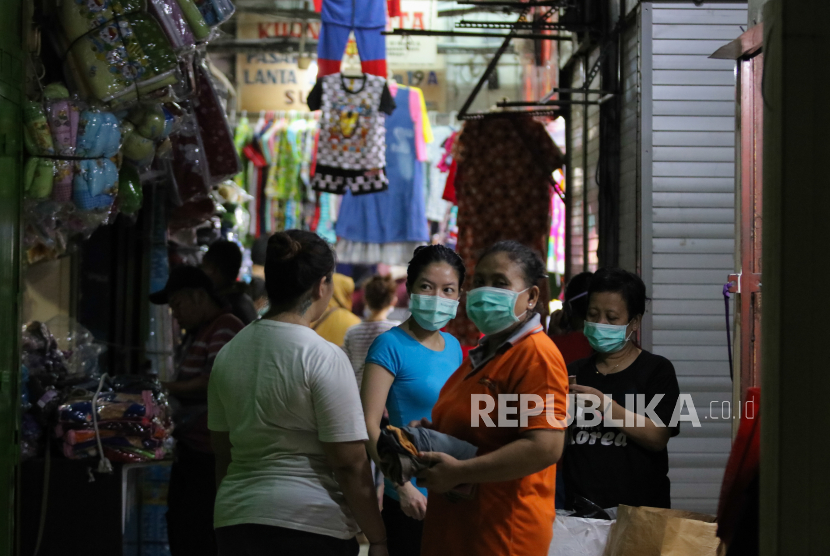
[201,240,257,325]
[150,266,245,556]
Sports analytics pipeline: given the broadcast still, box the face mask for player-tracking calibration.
[409,294,459,331]
[466,287,529,335]
[583,321,633,354]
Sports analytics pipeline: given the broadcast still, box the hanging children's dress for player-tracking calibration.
[335,83,430,265]
[308,73,396,195]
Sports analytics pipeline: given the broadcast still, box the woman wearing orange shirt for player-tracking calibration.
[415,241,569,556]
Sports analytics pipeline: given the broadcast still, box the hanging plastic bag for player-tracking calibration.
[44,315,106,379]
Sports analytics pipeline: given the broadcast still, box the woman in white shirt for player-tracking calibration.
[208,230,388,556]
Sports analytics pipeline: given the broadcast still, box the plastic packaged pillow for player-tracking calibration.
[24,158,56,199]
[23,101,55,156]
[73,158,118,210]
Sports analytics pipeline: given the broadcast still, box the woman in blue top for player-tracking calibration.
[362,245,464,556]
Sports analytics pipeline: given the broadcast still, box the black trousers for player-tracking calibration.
[216,524,360,556]
[382,495,424,556]
[167,444,218,556]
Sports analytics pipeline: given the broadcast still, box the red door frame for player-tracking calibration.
[729,49,764,395]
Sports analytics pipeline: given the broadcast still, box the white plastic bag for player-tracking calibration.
[549,514,615,556]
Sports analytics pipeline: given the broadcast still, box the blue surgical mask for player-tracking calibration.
[466,287,528,335]
[409,294,459,331]
[583,321,633,353]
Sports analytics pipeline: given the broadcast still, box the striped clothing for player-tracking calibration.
[343,320,400,388]
[174,312,244,452]
[177,313,245,381]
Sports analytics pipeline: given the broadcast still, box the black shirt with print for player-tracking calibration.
[562,350,681,510]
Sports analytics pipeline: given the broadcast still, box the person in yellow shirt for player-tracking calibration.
[313,273,361,346]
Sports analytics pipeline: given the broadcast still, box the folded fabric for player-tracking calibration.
[23,101,55,156]
[175,0,211,40]
[65,444,165,462]
[76,111,104,158]
[58,395,157,425]
[67,435,163,451]
[377,425,478,488]
[56,420,168,439]
[24,157,56,199]
[73,158,118,210]
[118,164,143,214]
[46,99,80,157]
[148,0,196,50]
[76,111,122,159]
[64,13,179,106]
[193,63,241,183]
[59,0,145,44]
[52,160,75,203]
[64,428,131,445]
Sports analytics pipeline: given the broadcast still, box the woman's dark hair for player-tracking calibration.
[364,275,397,311]
[562,271,593,330]
[406,245,466,292]
[479,240,547,288]
[588,267,648,319]
[265,230,335,313]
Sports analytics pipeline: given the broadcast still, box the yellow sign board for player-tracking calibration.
[391,68,447,113]
[236,53,316,112]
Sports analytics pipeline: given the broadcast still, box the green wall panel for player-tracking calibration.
[0,0,24,554]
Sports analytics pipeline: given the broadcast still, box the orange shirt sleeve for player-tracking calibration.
[508,334,570,432]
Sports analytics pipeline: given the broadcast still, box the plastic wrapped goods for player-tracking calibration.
[73,158,119,211]
[59,10,179,106]
[148,0,196,51]
[118,164,144,215]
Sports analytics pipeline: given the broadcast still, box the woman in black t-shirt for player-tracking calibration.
[563,268,680,510]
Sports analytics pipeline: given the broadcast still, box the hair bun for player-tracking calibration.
[267,232,303,262]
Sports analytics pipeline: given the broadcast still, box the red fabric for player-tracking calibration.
[313,0,322,12]
[716,387,760,545]
[550,331,593,365]
[387,0,401,17]
[310,198,321,232]
[445,118,564,346]
[437,132,457,173]
[310,129,320,176]
[361,58,387,77]
[317,58,342,77]
[242,144,267,168]
[442,159,457,203]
